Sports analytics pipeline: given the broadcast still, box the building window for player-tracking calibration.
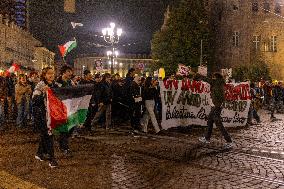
[270,36,277,52]
[252,2,258,12]
[263,2,270,13]
[275,3,281,14]
[253,35,261,50]
[233,31,239,47]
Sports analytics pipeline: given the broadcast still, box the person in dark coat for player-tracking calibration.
[83,74,101,130]
[129,75,143,132]
[91,73,113,129]
[33,67,59,168]
[56,65,75,156]
[199,72,233,148]
[79,70,94,85]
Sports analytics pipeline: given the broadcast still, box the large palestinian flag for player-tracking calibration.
[47,84,93,133]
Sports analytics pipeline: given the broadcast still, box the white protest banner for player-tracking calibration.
[198,65,207,76]
[160,80,251,130]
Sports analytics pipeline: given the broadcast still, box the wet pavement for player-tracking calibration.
[0,109,284,189]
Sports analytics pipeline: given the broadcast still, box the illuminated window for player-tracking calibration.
[270,36,277,52]
[252,2,258,12]
[233,31,239,47]
[263,2,270,13]
[253,35,261,50]
[275,3,281,14]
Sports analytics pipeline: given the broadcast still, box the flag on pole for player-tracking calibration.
[5,63,20,76]
[71,22,83,29]
[46,84,93,133]
[58,39,77,57]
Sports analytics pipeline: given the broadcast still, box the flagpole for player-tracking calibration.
[62,56,67,65]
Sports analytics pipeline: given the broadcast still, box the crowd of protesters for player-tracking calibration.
[1,65,284,168]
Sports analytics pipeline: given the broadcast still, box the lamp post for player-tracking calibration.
[102,23,122,74]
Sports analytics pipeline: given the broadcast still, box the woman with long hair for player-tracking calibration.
[140,77,160,133]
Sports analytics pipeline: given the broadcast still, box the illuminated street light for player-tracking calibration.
[102,22,122,74]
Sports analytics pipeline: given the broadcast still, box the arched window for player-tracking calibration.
[252,1,258,12]
[263,2,270,13]
[275,3,281,14]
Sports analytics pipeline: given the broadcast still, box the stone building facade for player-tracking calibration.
[0,15,55,73]
[208,0,284,80]
[74,54,153,77]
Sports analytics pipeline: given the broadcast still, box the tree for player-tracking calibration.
[233,53,270,82]
[151,0,213,75]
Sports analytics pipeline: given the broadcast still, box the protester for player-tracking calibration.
[15,74,32,128]
[5,73,17,121]
[112,77,126,124]
[56,65,75,156]
[247,83,261,125]
[33,67,59,168]
[91,73,113,130]
[129,75,143,132]
[199,72,233,148]
[79,70,93,85]
[83,74,101,131]
[28,72,40,130]
[140,77,160,133]
[0,75,8,129]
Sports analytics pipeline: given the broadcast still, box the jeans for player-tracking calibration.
[16,98,29,127]
[247,105,260,123]
[205,106,232,143]
[140,100,160,133]
[83,104,98,130]
[91,104,112,129]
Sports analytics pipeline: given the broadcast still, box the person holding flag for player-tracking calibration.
[33,67,60,168]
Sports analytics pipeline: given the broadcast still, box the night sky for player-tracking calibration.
[29,0,172,60]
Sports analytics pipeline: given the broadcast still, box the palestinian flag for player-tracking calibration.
[58,39,77,57]
[47,84,93,133]
[5,63,20,76]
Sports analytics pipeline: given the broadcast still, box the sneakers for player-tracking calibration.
[224,142,234,149]
[62,149,73,158]
[35,154,44,162]
[48,160,58,168]
[199,137,210,144]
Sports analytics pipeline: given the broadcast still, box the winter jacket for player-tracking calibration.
[143,86,158,101]
[32,80,60,132]
[98,81,112,105]
[56,76,74,87]
[15,83,32,105]
[210,78,225,107]
[130,81,142,106]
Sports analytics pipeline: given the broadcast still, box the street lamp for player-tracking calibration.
[102,22,122,74]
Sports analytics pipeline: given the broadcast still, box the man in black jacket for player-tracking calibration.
[199,73,233,148]
[130,75,143,132]
[91,73,113,130]
[83,74,101,131]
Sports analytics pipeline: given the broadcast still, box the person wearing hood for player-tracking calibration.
[199,72,233,148]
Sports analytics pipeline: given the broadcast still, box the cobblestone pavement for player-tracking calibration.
[0,110,284,188]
